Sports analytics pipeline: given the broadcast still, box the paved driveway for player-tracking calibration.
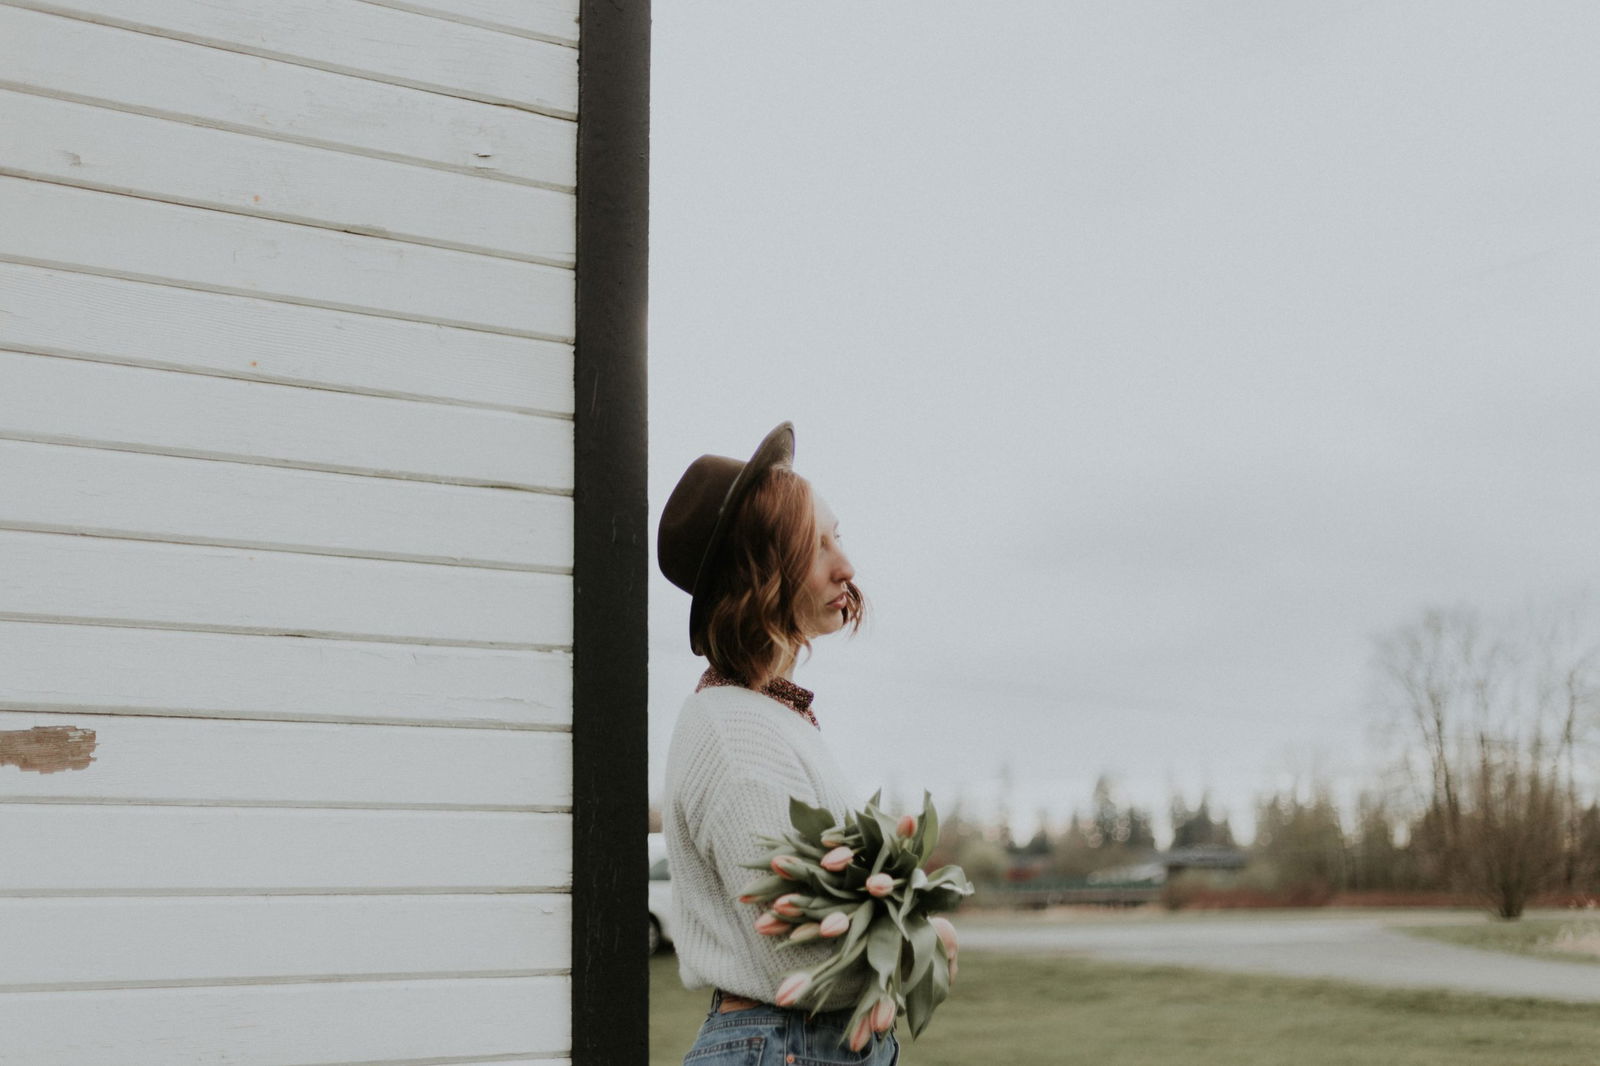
[958,911,1600,1003]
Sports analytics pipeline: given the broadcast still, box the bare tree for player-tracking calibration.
[1372,603,1600,918]
[1462,732,1562,917]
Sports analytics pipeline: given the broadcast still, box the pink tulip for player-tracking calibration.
[948,956,959,983]
[820,845,854,872]
[789,921,822,942]
[930,915,958,956]
[774,972,811,1007]
[865,873,895,897]
[896,814,917,838]
[847,1011,875,1052]
[819,911,850,938]
[870,993,897,1033]
[772,893,805,918]
[754,911,788,936]
[821,830,847,847]
[770,855,806,880]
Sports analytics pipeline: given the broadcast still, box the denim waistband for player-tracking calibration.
[707,987,855,1025]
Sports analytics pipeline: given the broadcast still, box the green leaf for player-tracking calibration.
[856,811,884,860]
[865,918,902,987]
[917,790,940,865]
[920,865,974,893]
[896,876,922,926]
[839,901,874,955]
[812,875,856,900]
[789,796,838,842]
[885,894,910,939]
[929,937,951,1006]
[732,874,786,902]
[903,915,938,990]
[904,967,935,1039]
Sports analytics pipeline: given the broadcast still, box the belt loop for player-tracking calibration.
[707,987,722,1019]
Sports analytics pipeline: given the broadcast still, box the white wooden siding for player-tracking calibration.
[0,5,575,187]
[1,0,580,1060]
[0,264,573,414]
[0,621,572,728]
[0,440,574,569]
[3,980,570,1066]
[0,531,572,646]
[362,0,580,46]
[0,713,572,807]
[0,351,574,490]
[3,179,573,336]
[0,807,572,892]
[5,0,578,117]
[0,895,572,987]
[0,89,575,264]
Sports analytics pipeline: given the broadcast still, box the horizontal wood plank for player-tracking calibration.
[0,806,571,892]
[0,178,574,338]
[366,0,579,45]
[9,0,577,117]
[0,439,573,570]
[0,351,574,491]
[0,976,570,1064]
[0,530,572,647]
[0,894,572,987]
[1,90,574,264]
[0,263,573,413]
[0,5,575,187]
[0,712,571,808]
[0,620,572,728]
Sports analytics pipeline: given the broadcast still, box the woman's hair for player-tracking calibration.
[698,465,865,687]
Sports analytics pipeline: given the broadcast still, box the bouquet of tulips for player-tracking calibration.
[736,790,973,1051]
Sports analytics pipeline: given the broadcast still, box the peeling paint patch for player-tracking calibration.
[0,726,97,774]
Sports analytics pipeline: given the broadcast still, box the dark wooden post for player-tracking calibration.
[572,0,650,1062]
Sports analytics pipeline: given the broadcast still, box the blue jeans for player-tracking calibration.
[682,990,901,1066]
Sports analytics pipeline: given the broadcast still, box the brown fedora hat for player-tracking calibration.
[658,421,796,653]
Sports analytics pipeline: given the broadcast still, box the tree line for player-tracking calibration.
[932,603,1600,919]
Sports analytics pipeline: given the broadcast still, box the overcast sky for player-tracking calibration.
[644,2,1600,843]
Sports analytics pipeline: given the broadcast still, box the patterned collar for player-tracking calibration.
[696,666,819,729]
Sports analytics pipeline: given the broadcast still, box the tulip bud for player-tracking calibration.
[820,845,854,872]
[770,855,806,880]
[772,893,805,918]
[819,911,850,938]
[754,911,788,936]
[948,955,959,983]
[821,830,847,847]
[896,814,917,838]
[870,993,896,1033]
[847,1012,875,1052]
[789,921,822,942]
[774,972,811,1007]
[865,873,895,897]
[930,915,959,956]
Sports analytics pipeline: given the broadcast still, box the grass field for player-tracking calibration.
[651,949,1600,1066]
[1401,914,1600,967]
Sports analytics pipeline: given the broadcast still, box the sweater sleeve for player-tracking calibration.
[700,767,817,904]
[692,744,850,1000]
[664,688,866,1008]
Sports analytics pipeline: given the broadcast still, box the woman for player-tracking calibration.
[659,422,897,1064]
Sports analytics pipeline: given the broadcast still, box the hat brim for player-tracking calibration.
[686,421,796,652]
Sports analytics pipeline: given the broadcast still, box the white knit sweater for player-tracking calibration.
[662,682,868,1009]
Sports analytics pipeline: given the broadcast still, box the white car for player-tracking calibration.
[647,832,676,955]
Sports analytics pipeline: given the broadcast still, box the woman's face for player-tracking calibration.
[798,491,856,639]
